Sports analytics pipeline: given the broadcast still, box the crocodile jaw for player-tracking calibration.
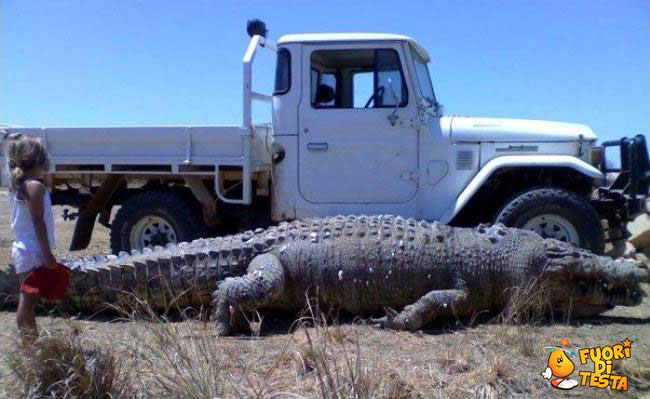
[542,239,649,314]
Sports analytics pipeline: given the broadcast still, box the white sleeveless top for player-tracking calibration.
[9,188,56,252]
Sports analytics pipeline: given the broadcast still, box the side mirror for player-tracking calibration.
[419,97,433,108]
[434,102,445,117]
[419,97,445,118]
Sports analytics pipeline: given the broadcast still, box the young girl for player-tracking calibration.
[5,133,57,339]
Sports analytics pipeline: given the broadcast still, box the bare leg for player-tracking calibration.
[16,272,39,343]
[211,253,285,336]
[371,289,469,331]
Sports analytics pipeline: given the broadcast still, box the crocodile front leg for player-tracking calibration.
[211,253,286,336]
[371,289,469,331]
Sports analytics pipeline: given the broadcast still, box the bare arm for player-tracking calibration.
[25,181,57,269]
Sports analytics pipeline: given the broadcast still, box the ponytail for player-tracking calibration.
[9,160,26,196]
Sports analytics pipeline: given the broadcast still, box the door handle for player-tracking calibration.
[307,142,329,152]
[387,112,399,126]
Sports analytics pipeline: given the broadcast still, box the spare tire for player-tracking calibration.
[495,187,605,254]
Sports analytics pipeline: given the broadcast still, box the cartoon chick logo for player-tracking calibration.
[541,338,633,391]
[541,338,579,390]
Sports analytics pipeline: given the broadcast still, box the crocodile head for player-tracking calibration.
[542,239,649,316]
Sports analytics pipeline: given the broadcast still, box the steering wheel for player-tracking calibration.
[364,86,385,108]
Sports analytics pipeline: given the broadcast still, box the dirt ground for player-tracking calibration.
[0,191,649,398]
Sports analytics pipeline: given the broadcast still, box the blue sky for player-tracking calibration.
[1,0,648,143]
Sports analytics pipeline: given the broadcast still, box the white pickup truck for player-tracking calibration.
[2,20,648,255]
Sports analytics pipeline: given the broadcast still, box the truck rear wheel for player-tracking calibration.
[495,187,605,254]
[110,189,204,254]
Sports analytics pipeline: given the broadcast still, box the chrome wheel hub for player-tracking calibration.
[130,215,177,250]
[522,214,579,245]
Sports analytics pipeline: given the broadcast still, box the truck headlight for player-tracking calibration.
[590,146,604,168]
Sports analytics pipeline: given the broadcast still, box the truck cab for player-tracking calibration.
[2,23,648,255]
[270,32,649,254]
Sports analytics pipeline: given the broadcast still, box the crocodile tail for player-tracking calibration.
[0,230,275,314]
[0,240,235,314]
[57,244,226,314]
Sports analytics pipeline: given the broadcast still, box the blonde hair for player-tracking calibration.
[4,133,50,198]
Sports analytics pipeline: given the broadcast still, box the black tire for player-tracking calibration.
[110,188,205,254]
[495,187,605,254]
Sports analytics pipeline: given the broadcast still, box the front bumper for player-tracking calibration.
[592,135,650,229]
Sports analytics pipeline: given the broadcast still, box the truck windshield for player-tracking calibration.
[410,47,436,106]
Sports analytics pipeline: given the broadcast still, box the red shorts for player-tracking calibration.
[20,264,69,300]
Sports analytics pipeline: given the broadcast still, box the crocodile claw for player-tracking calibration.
[370,307,399,329]
[384,307,398,321]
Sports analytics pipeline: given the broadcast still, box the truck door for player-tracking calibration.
[298,43,419,204]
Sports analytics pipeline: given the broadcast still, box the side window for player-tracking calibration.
[274,48,291,95]
[310,48,407,109]
[411,47,436,103]
[376,49,407,107]
[353,71,373,108]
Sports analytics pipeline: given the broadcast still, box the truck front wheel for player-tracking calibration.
[110,189,204,254]
[495,188,605,254]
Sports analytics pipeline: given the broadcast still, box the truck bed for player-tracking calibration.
[0,124,273,179]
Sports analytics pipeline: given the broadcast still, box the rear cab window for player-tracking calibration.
[274,48,291,95]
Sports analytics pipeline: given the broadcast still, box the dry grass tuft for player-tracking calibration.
[120,297,293,398]
[498,278,552,326]
[495,279,550,360]
[127,318,228,398]
[513,325,538,358]
[290,301,422,399]
[4,325,132,398]
[625,357,650,390]
[485,356,513,383]
[471,383,500,399]
[121,295,425,398]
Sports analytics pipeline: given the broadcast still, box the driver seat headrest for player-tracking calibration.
[315,84,335,105]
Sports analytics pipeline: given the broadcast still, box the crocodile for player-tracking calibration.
[0,215,647,333]
[211,215,650,335]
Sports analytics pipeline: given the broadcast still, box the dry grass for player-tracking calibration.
[3,324,133,398]
[121,300,292,398]
[1,293,649,398]
[116,297,425,398]
[290,301,421,399]
[494,278,553,360]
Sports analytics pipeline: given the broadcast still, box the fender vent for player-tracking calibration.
[456,150,475,170]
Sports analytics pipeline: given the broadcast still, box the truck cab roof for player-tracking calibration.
[277,33,430,62]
